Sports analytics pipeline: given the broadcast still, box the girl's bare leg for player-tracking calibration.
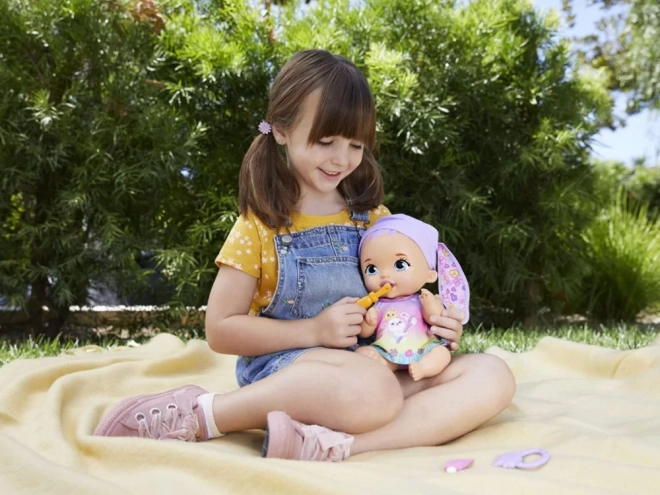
[211,348,404,434]
[350,353,515,454]
[95,348,512,459]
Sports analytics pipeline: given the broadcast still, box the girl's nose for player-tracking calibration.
[332,144,350,167]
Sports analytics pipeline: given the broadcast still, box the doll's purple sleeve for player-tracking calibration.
[437,243,470,324]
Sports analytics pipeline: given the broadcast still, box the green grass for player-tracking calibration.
[0,334,130,366]
[1,325,657,366]
[459,323,659,353]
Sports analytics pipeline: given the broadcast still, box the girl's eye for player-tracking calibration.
[394,259,410,271]
[365,264,378,276]
[319,140,333,146]
[351,143,364,150]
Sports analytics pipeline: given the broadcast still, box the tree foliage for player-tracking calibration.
[278,0,612,324]
[0,0,192,333]
[143,0,275,305]
[564,0,660,113]
[593,158,660,215]
[0,0,617,331]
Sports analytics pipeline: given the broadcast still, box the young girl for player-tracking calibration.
[94,49,516,462]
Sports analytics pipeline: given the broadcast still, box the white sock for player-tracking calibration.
[197,393,223,438]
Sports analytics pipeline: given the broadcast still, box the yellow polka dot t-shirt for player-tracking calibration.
[216,206,391,315]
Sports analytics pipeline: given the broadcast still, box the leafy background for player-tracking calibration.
[1,0,659,335]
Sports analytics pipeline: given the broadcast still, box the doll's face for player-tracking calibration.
[360,232,438,298]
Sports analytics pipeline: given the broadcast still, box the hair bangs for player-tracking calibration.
[307,65,376,149]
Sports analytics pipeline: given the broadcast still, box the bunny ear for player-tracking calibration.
[437,243,470,324]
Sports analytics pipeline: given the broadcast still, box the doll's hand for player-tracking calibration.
[311,297,366,348]
[364,307,378,327]
[429,294,464,351]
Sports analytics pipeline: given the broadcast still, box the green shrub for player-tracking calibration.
[0,0,201,333]
[578,188,660,321]
[625,163,660,214]
[592,159,660,218]
[282,0,612,324]
[0,0,273,332]
[144,0,275,305]
[1,0,619,331]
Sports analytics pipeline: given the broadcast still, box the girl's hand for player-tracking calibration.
[429,294,465,351]
[312,297,366,348]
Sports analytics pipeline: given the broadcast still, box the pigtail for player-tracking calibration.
[339,149,384,212]
[239,133,299,229]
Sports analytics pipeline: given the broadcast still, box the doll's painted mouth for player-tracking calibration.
[380,280,394,289]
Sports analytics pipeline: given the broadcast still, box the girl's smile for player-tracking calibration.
[319,168,341,179]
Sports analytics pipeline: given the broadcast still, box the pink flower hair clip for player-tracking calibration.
[258,120,272,135]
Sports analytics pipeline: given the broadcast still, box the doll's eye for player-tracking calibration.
[394,259,410,271]
[365,264,378,276]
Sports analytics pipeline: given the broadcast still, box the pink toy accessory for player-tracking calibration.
[444,458,474,473]
[493,448,550,469]
[437,242,470,324]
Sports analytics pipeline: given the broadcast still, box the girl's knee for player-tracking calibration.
[339,362,403,427]
[369,367,404,413]
[475,354,516,410]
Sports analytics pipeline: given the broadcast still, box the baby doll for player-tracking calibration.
[356,214,470,381]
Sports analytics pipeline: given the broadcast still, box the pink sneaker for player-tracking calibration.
[94,385,209,441]
[263,411,354,462]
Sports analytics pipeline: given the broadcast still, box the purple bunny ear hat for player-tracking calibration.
[358,214,470,323]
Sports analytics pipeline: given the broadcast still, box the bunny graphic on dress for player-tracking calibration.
[379,311,417,344]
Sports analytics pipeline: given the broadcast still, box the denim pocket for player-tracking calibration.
[292,256,366,319]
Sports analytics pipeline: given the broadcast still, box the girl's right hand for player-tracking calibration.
[312,297,367,348]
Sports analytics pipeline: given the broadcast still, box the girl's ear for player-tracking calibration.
[272,126,287,145]
[426,270,438,284]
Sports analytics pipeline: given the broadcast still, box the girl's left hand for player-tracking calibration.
[429,294,464,351]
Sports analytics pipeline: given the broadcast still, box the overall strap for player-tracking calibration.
[349,210,370,225]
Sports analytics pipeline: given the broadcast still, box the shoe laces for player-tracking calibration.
[295,423,352,461]
[134,404,198,442]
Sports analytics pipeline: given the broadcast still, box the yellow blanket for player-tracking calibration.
[1,333,659,494]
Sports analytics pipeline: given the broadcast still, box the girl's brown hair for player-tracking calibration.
[239,49,384,228]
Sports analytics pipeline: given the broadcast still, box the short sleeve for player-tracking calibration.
[370,205,391,223]
[215,214,262,278]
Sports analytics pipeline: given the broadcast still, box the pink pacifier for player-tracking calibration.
[444,458,474,473]
[493,448,550,469]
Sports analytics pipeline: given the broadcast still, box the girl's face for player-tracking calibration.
[274,89,365,202]
[360,232,438,298]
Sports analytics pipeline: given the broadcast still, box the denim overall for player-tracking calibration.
[235,210,370,387]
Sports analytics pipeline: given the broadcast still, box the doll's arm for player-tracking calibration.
[359,307,379,338]
[419,288,445,326]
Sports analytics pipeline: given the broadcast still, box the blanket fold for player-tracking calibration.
[1,332,659,494]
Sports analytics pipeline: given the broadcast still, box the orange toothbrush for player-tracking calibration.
[356,283,392,308]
